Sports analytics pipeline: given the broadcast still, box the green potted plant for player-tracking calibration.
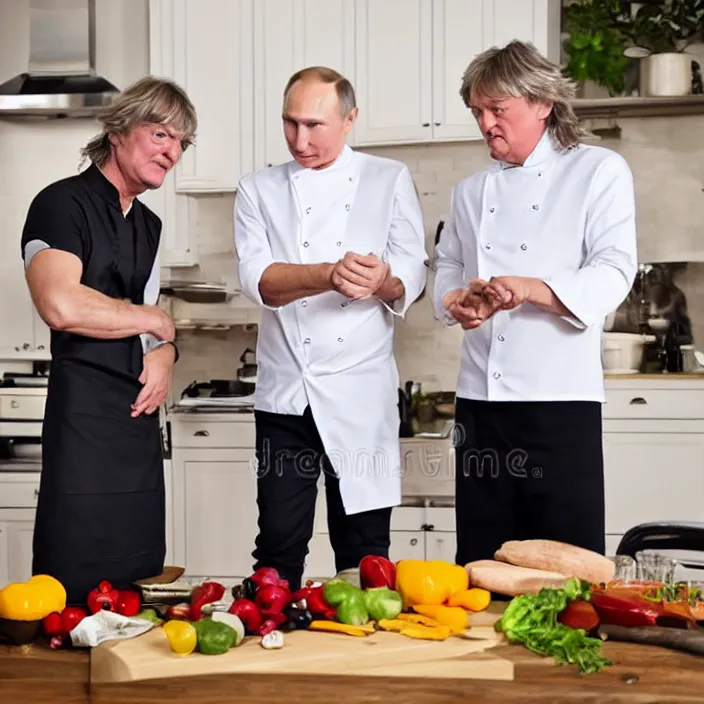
[618,0,704,96]
[562,0,632,96]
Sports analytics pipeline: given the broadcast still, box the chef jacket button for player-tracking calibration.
[532,204,539,211]
[301,301,308,307]
[521,243,528,251]
[303,241,309,247]
[338,337,344,342]
[489,207,495,213]
[306,207,311,214]
[341,301,348,307]
[348,177,353,182]
[336,241,342,247]
[498,334,505,342]
[538,172,543,177]
[485,243,491,250]
[345,204,350,211]
[493,372,501,379]
[304,338,311,344]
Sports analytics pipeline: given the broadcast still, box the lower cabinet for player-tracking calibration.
[171,450,258,584]
[0,515,35,585]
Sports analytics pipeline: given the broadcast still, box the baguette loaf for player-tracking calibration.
[465,559,569,596]
[494,539,615,585]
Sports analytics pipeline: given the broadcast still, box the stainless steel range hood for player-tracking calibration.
[0,0,119,119]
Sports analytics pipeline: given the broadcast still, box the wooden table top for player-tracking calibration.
[2,636,703,704]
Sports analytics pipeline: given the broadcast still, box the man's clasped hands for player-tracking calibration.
[444,276,534,329]
[331,251,390,301]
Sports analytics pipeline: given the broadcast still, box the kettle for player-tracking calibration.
[237,348,258,384]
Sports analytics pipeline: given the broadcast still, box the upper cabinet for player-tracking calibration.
[149,0,254,192]
[149,0,561,187]
[352,0,433,145]
[353,0,560,146]
[253,0,354,168]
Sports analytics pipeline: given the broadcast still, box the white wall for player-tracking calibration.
[1,1,703,396]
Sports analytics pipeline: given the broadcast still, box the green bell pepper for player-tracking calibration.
[194,617,236,655]
[323,579,369,626]
[363,587,403,621]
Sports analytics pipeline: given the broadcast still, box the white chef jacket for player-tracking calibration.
[234,145,428,514]
[433,130,637,403]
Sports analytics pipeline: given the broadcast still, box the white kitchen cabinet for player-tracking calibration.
[0,222,50,359]
[0,522,8,587]
[353,0,559,146]
[147,0,254,267]
[253,0,354,169]
[171,451,258,581]
[149,0,253,192]
[390,531,426,562]
[170,414,257,582]
[0,515,34,587]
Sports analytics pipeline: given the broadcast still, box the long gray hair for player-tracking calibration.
[459,40,589,150]
[80,76,198,168]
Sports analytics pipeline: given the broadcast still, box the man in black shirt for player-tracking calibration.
[21,76,197,604]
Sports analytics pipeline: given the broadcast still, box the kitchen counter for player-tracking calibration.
[2,634,704,703]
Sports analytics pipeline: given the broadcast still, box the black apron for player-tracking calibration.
[28,165,165,605]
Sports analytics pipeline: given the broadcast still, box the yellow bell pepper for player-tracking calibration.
[0,574,66,621]
[395,560,469,608]
[411,605,468,634]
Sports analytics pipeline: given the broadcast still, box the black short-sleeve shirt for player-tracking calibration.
[20,163,161,378]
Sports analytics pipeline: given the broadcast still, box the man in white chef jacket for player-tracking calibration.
[234,66,427,590]
[434,41,638,568]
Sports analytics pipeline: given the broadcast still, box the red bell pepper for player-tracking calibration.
[589,589,694,628]
[87,580,120,614]
[229,598,263,634]
[116,589,142,617]
[255,584,291,619]
[42,606,88,648]
[359,554,396,590]
[190,581,226,621]
[558,599,600,632]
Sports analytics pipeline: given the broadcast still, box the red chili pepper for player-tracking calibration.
[115,589,142,617]
[87,580,120,614]
[359,555,396,590]
[189,581,226,621]
[168,603,191,620]
[291,585,335,619]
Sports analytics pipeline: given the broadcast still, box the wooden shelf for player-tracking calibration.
[573,95,704,119]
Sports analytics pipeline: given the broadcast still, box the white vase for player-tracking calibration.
[642,53,693,97]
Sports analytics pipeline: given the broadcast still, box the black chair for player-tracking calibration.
[617,521,704,574]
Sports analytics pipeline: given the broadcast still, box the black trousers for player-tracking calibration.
[252,407,392,592]
[454,398,605,569]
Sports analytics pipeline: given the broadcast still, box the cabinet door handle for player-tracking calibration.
[422,122,430,127]
[33,488,39,499]
[629,397,647,405]
[194,430,210,437]
[410,538,418,546]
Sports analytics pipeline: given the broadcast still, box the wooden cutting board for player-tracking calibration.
[90,611,513,684]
